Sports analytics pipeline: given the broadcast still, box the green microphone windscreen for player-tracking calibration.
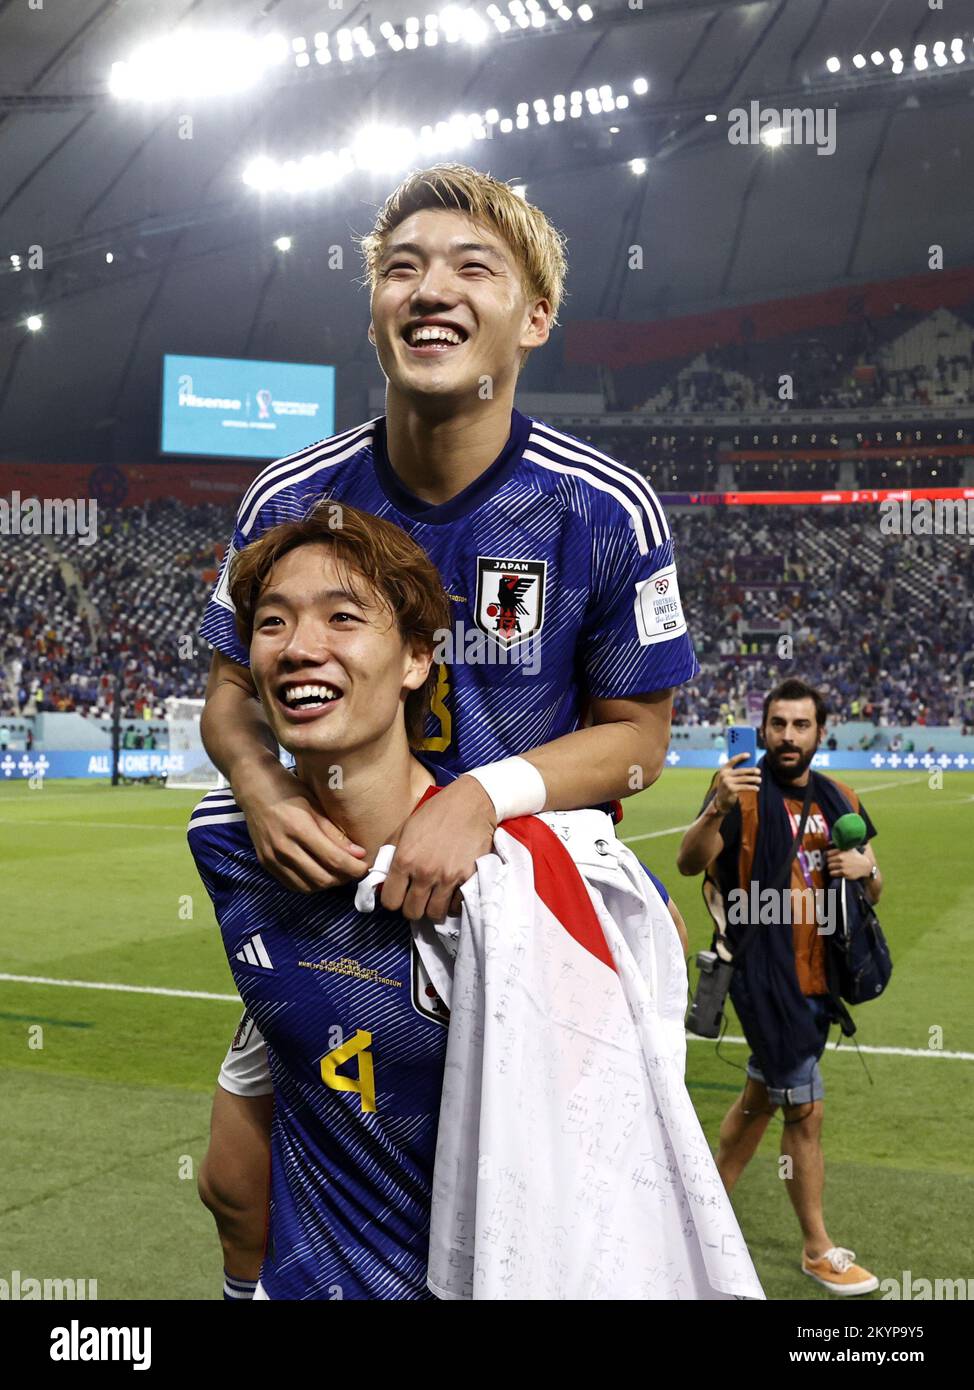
[832,812,867,850]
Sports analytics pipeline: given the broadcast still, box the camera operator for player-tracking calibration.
[677,678,883,1296]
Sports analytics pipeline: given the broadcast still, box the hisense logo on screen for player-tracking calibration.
[161,354,335,460]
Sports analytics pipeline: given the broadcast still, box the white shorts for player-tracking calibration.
[217,1010,273,1097]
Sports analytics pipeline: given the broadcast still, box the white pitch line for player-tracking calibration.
[686,1033,974,1062]
[0,972,240,1003]
[0,972,969,1060]
[622,774,922,846]
[0,819,184,831]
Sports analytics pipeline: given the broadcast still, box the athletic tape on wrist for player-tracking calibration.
[465,757,547,824]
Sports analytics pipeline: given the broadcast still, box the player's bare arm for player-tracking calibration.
[379,688,675,921]
[200,649,368,892]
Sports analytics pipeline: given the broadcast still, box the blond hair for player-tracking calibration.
[357,163,568,329]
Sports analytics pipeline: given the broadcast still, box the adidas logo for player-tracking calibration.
[235,933,273,970]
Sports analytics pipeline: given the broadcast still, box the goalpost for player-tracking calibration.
[163,697,226,791]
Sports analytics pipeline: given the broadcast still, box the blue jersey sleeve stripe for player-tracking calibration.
[237,420,379,538]
[528,422,669,547]
[524,447,660,555]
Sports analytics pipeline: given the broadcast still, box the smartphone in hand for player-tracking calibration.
[726,724,759,766]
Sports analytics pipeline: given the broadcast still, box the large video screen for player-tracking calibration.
[160,354,335,460]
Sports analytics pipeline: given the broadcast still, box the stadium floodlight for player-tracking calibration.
[263,34,289,65]
[825,56,841,73]
[10,253,21,270]
[108,32,272,100]
[499,116,513,131]
[26,314,43,331]
[352,123,419,173]
[295,52,310,67]
[761,125,784,146]
[314,32,329,48]
[615,94,628,108]
[705,112,718,121]
[274,236,292,252]
[891,58,904,73]
[870,50,884,65]
[578,3,593,18]
[105,251,114,263]
[629,158,646,174]
[852,53,866,68]
[632,76,649,94]
[914,43,926,57]
[599,84,612,99]
[914,53,928,69]
[292,36,307,52]
[888,47,902,62]
[558,8,572,19]
[380,22,395,39]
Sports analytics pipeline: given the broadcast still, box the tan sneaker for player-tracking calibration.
[802,1247,879,1296]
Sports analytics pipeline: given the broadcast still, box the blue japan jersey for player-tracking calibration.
[188,786,448,1301]
[199,409,699,780]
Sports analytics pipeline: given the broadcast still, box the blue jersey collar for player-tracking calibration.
[371,408,531,524]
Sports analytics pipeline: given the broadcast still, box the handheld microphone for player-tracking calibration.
[831,812,866,851]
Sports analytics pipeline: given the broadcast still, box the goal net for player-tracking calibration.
[163,697,225,791]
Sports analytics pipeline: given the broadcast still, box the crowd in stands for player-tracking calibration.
[671,508,974,730]
[630,308,974,417]
[2,492,970,732]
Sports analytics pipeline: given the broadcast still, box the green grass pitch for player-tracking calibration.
[1,771,971,1300]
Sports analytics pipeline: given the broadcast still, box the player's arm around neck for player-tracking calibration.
[200,650,368,892]
[486,687,676,811]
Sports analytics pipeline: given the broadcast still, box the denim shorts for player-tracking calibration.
[740,993,833,1107]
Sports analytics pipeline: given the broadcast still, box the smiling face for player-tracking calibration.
[367,207,550,405]
[248,543,431,762]
[761,697,823,782]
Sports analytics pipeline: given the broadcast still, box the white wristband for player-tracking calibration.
[464,757,547,823]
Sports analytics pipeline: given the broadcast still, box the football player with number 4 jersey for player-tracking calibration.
[195,164,698,1299]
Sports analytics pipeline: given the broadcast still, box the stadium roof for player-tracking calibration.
[0,0,972,460]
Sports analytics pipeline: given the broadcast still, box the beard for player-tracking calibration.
[764,743,817,782]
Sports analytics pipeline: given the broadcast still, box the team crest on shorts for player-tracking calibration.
[474,556,547,650]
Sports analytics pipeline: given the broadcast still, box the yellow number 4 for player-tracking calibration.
[320,1029,376,1113]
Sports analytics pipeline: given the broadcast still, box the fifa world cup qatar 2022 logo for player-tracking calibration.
[256,388,273,419]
